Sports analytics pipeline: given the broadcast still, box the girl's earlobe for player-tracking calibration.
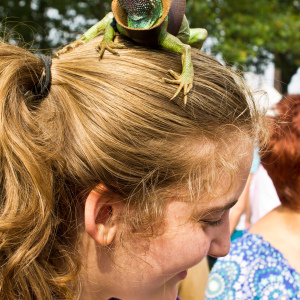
[84,184,119,246]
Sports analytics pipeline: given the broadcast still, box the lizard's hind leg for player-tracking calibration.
[188,28,207,50]
[159,30,193,106]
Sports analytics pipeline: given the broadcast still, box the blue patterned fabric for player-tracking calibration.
[205,231,300,300]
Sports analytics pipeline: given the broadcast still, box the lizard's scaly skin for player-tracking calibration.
[119,0,163,28]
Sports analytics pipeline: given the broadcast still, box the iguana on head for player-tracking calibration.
[55,0,207,105]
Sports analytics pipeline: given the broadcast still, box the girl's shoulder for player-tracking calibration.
[205,231,300,300]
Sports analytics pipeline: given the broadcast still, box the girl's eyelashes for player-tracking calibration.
[200,219,222,227]
[197,212,225,227]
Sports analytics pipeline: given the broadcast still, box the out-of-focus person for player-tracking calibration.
[248,163,280,225]
[205,95,300,300]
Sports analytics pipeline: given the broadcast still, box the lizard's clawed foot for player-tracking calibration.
[164,69,193,105]
[54,40,86,57]
[96,40,126,59]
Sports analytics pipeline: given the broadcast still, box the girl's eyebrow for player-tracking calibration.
[202,199,238,215]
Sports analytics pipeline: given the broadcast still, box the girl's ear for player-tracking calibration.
[85,184,120,246]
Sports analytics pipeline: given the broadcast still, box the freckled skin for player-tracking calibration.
[79,152,252,300]
[54,0,207,105]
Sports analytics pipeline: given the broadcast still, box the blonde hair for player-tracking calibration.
[0,35,266,299]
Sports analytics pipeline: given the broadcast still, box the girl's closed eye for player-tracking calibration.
[197,210,226,228]
[200,218,222,227]
[196,201,236,228]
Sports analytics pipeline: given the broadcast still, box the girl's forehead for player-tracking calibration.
[176,146,253,196]
[170,150,252,210]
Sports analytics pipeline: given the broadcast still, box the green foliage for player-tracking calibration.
[186,0,300,93]
[0,0,111,52]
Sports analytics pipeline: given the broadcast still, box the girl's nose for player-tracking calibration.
[207,214,231,258]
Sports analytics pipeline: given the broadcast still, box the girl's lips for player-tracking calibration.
[177,270,188,280]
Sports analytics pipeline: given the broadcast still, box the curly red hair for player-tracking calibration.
[261,94,300,210]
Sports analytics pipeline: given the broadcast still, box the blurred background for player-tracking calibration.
[1,0,300,95]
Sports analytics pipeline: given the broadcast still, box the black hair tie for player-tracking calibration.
[28,54,52,108]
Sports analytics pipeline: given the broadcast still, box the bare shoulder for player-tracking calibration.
[250,206,300,273]
[250,207,282,236]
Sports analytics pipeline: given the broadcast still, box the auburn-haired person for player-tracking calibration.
[261,94,300,210]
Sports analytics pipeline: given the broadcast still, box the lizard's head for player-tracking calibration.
[112,0,171,37]
[118,0,155,15]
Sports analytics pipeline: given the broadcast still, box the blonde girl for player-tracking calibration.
[0,35,265,300]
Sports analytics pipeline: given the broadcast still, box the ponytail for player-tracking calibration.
[0,43,79,299]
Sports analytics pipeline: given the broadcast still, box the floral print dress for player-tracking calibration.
[206,231,300,300]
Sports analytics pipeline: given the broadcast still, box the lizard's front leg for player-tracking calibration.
[96,19,126,59]
[159,30,193,105]
[54,12,124,58]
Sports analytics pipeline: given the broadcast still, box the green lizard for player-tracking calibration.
[55,0,207,105]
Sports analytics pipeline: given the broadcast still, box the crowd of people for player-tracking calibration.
[0,16,299,300]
